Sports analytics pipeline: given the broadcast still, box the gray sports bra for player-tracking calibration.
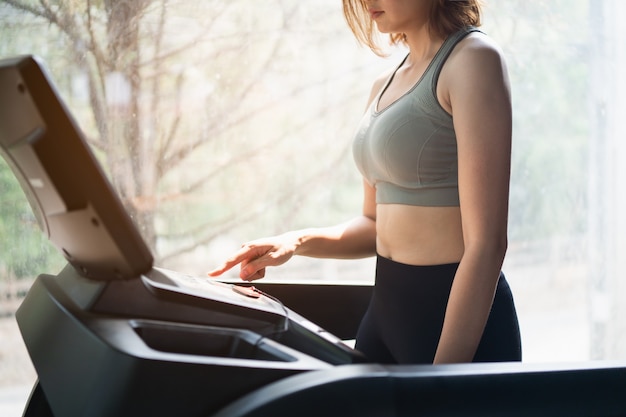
[352,27,480,207]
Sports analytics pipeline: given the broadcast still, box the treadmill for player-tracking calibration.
[1,55,625,417]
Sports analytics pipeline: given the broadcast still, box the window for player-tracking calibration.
[1,0,625,398]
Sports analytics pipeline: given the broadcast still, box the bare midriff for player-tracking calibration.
[375,204,464,266]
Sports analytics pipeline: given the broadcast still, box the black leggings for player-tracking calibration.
[355,255,522,364]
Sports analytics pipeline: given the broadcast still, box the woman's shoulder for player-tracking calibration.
[364,64,396,108]
[438,30,510,113]
[450,30,507,70]
[372,66,394,92]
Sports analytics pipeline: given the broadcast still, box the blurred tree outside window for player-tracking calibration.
[1,0,626,394]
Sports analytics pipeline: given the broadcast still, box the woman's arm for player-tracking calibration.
[433,34,513,363]
[208,179,377,281]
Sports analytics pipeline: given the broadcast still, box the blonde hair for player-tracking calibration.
[342,0,483,56]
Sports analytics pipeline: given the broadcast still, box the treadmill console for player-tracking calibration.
[139,267,364,365]
[145,268,287,317]
[0,55,365,417]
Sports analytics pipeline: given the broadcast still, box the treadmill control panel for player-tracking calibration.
[143,267,288,317]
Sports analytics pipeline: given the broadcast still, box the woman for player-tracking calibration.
[209,0,521,364]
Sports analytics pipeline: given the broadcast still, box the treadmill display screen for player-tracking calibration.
[0,55,153,280]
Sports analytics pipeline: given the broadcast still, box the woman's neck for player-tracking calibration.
[403,25,445,64]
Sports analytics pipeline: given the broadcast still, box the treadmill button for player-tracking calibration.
[232,285,262,299]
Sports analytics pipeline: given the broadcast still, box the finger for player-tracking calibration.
[208,244,268,276]
[239,254,276,279]
[207,246,263,277]
[242,267,266,282]
[207,258,240,276]
[207,267,228,277]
